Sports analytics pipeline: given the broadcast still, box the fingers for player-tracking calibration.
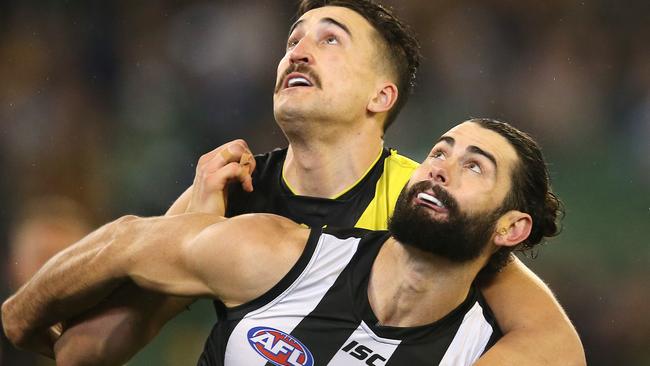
[188,139,255,215]
[239,152,255,192]
[199,139,249,162]
[203,162,252,192]
[197,139,251,173]
[188,162,251,215]
[194,139,254,190]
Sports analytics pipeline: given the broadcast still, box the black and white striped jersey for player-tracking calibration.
[197,227,501,366]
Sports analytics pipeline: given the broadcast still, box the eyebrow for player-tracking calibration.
[436,136,498,168]
[468,145,497,168]
[436,136,455,147]
[288,17,353,39]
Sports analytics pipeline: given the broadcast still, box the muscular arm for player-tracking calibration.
[2,217,136,353]
[47,190,197,366]
[475,257,585,366]
[121,214,307,305]
[2,213,307,359]
[48,140,255,365]
[53,281,188,366]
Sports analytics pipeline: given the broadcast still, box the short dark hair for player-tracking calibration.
[297,0,421,131]
[470,118,564,277]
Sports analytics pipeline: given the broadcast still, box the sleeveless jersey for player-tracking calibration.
[197,227,501,366]
[225,147,418,229]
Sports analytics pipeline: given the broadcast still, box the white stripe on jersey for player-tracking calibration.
[438,301,494,366]
[224,233,362,366]
[327,321,400,366]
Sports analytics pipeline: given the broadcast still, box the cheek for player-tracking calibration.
[483,173,510,207]
[322,53,357,79]
[276,56,290,76]
[456,181,494,211]
[457,195,488,217]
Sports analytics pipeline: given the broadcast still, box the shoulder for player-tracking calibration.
[222,213,306,237]
[323,226,375,240]
[384,148,419,171]
[245,148,287,187]
[187,213,313,306]
[199,213,309,256]
[253,147,287,169]
[378,149,418,195]
[381,149,419,189]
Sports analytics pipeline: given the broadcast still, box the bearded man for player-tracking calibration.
[3,119,579,365]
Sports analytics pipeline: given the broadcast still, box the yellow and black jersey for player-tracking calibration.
[225,147,418,230]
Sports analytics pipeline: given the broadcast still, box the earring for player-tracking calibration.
[497,227,508,236]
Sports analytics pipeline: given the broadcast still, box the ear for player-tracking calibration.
[367,82,398,114]
[493,210,532,248]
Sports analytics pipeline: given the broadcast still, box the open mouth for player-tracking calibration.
[417,192,445,208]
[275,63,321,93]
[283,73,314,89]
[415,191,451,215]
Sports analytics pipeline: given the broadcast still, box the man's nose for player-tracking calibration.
[288,38,314,65]
[428,163,449,185]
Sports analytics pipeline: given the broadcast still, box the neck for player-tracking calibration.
[282,120,384,198]
[368,238,485,327]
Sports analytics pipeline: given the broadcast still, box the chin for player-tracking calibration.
[274,105,311,126]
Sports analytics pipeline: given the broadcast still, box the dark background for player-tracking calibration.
[1,1,648,365]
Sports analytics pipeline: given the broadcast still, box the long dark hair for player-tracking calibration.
[471,118,564,276]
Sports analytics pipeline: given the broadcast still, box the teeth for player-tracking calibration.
[287,77,311,87]
[418,192,444,208]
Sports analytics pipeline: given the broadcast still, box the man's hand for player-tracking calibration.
[188,139,256,215]
[53,282,190,366]
[41,140,257,365]
[1,217,132,357]
[1,309,61,359]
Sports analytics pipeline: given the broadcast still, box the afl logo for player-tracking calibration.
[247,326,314,366]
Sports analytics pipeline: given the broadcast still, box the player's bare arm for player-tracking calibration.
[50,183,204,365]
[2,213,308,355]
[53,282,188,366]
[6,140,257,364]
[475,257,586,366]
[2,217,135,354]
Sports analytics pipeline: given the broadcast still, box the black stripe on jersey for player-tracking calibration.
[196,227,323,366]
[380,288,483,365]
[263,229,389,366]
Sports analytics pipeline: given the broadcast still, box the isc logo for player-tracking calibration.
[341,340,387,366]
[247,327,314,366]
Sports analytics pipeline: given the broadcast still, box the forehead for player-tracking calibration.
[439,122,519,173]
[295,6,376,39]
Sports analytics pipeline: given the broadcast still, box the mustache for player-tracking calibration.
[274,63,322,93]
[409,180,459,213]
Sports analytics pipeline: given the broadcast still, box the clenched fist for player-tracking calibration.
[186,139,257,216]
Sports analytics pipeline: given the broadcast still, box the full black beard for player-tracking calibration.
[388,180,502,263]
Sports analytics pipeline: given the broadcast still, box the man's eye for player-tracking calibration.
[467,162,482,174]
[287,39,298,49]
[431,151,445,160]
[324,36,338,45]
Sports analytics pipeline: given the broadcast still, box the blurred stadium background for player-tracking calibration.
[0,0,648,365]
